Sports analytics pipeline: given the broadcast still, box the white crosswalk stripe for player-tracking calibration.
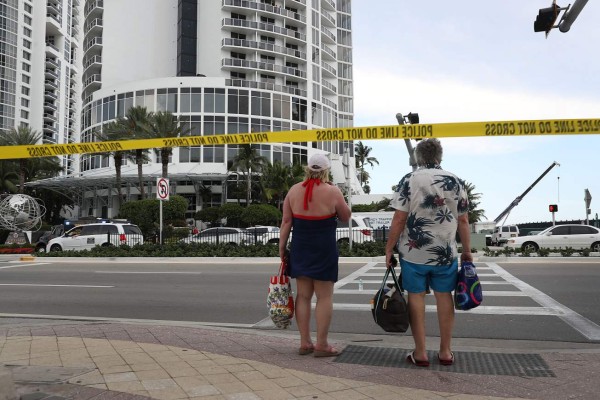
[330,261,600,340]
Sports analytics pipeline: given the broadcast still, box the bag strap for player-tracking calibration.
[379,264,403,293]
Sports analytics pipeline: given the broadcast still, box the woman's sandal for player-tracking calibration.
[406,351,430,367]
[298,344,314,355]
[313,345,340,357]
[438,352,455,366]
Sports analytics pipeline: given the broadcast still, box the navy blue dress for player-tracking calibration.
[289,214,339,282]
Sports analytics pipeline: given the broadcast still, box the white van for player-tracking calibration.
[491,225,519,246]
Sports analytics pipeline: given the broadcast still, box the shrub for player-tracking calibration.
[195,206,221,227]
[219,203,244,227]
[241,204,282,227]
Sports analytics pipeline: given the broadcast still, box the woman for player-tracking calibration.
[279,153,351,357]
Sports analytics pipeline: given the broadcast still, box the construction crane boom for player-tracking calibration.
[493,161,560,223]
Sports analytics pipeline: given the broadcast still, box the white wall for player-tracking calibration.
[102,0,178,87]
[196,2,224,77]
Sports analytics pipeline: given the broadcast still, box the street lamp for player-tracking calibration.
[342,148,353,251]
[396,112,419,171]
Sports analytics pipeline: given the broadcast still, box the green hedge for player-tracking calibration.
[35,241,386,258]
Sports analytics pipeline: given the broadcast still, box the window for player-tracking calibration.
[571,226,597,235]
[22,51,30,60]
[179,116,201,162]
[23,27,31,37]
[23,39,31,49]
[251,91,271,117]
[21,98,29,107]
[24,3,32,13]
[227,89,248,115]
[230,71,246,80]
[261,16,275,24]
[204,88,225,113]
[260,35,275,44]
[22,86,29,96]
[551,226,570,235]
[203,116,225,163]
[231,13,246,20]
[231,52,246,60]
[157,88,178,112]
[20,110,28,119]
[22,74,30,84]
[231,32,246,40]
[180,88,201,113]
[260,55,275,63]
[22,62,30,72]
[24,15,31,25]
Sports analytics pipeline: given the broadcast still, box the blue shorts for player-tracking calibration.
[400,259,458,293]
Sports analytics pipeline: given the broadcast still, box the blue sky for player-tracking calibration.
[350,1,600,225]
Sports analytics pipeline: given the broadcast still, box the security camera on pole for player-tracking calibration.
[157,177,170,244]
[585,189,592,225]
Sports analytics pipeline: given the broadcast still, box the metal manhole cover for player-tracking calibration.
[335,345,555,377]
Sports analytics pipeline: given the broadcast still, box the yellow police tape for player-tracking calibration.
[1,118,599,160]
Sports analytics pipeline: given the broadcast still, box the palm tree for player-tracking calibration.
[97,122,130,210]
[354,141,379,189]
[229,144,267,206]
[148,111,188,178]
[464,181,486,224]
[0,126,43,193]
[119,106,152,198]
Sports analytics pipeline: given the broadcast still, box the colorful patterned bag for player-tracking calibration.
[454,261,483,311]
[267,259,294,329]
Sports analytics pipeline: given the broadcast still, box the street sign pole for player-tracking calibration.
[342,149,352,251]
[157,178,170,244]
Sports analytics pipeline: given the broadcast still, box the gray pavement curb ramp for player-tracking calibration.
[0,366,17,400]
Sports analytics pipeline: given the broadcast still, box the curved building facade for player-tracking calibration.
[76,0,357,219]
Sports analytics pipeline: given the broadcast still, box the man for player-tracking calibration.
[385,138,472,367]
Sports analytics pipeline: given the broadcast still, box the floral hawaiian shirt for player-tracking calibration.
[390,164,469,266]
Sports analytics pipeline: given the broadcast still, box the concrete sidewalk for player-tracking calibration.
[1,318,600,400]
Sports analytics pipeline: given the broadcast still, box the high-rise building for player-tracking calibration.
[27,0,359,219]
[0,0,80,174]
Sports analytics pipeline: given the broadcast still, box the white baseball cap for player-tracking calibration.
[307,153,331,171]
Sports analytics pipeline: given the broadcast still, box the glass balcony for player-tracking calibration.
[226,78,307,97]
[222,38,306,60]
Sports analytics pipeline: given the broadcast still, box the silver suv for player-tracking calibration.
[46,222,144,252]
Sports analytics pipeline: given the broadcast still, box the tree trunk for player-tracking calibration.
[18,158,26,193]
[161,148,171,178]
[136,149,144,198]
[246,169,251,206]
[114,153,123,210]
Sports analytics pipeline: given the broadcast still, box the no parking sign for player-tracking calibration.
[157,178,170,201]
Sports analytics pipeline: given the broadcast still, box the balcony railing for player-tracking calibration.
[322,79,337,94]
[321,9,335,27]
[321,61,336,76]
[226,78,307,97]
[222,58,306,79]
[223,0,306,23]
[222,38,306,60]
[85,0,104,16]
[222,18,306,42]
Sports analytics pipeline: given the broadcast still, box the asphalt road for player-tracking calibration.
[1,257,599,343]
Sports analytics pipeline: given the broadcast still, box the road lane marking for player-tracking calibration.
[487,262,600,340]
[0,284,114,288]
[334,289,526,296]
[94,271,203,274]
[0,263,50,269]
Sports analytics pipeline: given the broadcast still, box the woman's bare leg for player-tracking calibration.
[313,280,334,349]
[295,277,314,348]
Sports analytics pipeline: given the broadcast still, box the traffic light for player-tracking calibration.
[549,204,558,212]
[534,5,561,33]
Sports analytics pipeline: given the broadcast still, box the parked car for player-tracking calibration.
[491,225,519,246]
[181,227,256,246]
[246,226,280,244]
[335,215,374,244]
[34,224,65,253]
[46,222,144,252]
[506,224,600,252]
